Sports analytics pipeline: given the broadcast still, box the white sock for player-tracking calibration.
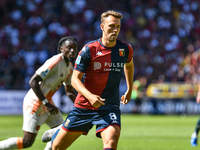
[0,137,18,150]
[192,132,197,138]
[52,124,62,132]
[44,141,52,150]
[42,124,63,143]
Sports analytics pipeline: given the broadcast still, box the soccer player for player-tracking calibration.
[191,84,200,146]
[50,10,134,150]
[131,76,147,113]
[0,36,78,150]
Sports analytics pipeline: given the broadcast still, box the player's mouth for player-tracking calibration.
[70,53,76,58]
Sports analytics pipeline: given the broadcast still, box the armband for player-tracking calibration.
[42,98,48,105]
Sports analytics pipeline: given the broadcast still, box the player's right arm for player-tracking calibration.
[29,73,59,115]
[71,70,105,108]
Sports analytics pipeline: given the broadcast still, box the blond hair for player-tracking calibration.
[101,10,123,24]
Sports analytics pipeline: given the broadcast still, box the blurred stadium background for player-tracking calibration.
[0,0,200,115]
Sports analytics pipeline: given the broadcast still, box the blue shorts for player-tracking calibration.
[62,107,121,138]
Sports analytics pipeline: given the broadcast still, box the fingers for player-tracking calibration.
[120,95,125,105]
[120,99,128,105]
[98,98,105,105]
[93,97,105,108]
[120,95,129,105]
[93,104,100,108]
[121,95,124,101]
[50,108,59,115]
[47,105,59,115]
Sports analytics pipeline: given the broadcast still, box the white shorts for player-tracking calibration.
[22,108,64,133]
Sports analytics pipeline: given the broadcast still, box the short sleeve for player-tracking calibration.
[36,59,57,80]
[74,45,91,73]
[127,44,133,63]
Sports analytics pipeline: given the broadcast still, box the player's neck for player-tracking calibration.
[101,37,116,47]
[64,57,69,66]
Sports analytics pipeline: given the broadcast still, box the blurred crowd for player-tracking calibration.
[0,0,200,90]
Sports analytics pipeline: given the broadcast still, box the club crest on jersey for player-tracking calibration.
[64,119,70,127]
[119,49,125,57]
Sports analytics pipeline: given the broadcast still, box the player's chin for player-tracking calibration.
[69,57,75,62]
[109,38,116,42]
[110,37,117,41]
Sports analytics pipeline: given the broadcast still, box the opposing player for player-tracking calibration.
[191,84,200,146]
[0,36,78,150]
[51,10,134,150]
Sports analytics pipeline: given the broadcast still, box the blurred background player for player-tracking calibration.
[0,36,78,150]
[131,76,147,113]
[191,84,200,146]
[50,10,134,150]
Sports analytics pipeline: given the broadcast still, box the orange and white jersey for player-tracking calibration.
[23,53,73,115]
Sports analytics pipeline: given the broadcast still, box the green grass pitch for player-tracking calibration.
[0,114,199,150]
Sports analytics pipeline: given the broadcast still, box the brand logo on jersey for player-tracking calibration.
[42,68,50,77]
[119,49,125,57]
[93,62,125,71]
[105,62,125,68]
[96,51,103,56]
[94,62,101,70]
[75,55,81,64]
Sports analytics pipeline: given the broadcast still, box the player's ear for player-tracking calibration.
[100,24,104,31]
[60,46,63,53]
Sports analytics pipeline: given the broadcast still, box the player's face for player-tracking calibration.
[60,40,77,61]
[101,15,121,42]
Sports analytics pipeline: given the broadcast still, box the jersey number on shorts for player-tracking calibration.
[109,113,118,124]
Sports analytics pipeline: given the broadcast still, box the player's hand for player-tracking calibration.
[121,94,131,105]
[88,94,105,108]
[45,103,59,115]
[121,90,132,105]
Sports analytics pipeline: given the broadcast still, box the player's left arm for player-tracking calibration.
[64,85,76,103]
[121,58,134,105]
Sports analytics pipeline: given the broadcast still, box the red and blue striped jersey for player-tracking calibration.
[74,38,133,110]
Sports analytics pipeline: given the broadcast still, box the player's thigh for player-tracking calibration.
[45,111,64,128]
[22,109,48,133]
[101,125,121,148]
[52,127,82,150]
[96,109,121,138]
